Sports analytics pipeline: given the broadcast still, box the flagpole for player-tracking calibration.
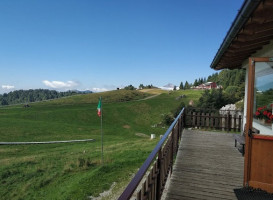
[100,96,104,165]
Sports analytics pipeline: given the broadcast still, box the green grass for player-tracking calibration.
[0,89,202,199]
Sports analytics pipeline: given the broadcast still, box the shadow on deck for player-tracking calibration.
[165,129,244,200]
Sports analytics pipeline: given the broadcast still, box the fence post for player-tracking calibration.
[228,112,231,132]
[210,113,214,128]
[192,112,196,127]
[197,112,200,128]
[206,113,210,128]
[238,115,242,132]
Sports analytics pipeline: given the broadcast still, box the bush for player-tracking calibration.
[162,113,174,126]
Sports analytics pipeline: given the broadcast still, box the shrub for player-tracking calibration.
[162,113,174,126]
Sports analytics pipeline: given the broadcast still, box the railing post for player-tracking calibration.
[171,129,174,174]
[227,111,231,132]
[156,148,162,200]
[238,115,242,132]
[177,117,181,151]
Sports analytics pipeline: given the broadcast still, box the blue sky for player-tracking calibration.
[0,0,244,93]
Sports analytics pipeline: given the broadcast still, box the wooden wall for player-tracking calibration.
[249,135,273,193]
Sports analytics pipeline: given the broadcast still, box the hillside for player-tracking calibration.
[0,89,202,199]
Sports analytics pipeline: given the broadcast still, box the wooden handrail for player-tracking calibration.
[118,108,185,200]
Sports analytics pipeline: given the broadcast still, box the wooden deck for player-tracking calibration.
[165,129,244,200]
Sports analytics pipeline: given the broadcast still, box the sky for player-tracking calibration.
[0,0,244,93]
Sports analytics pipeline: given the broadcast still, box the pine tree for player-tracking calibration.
[184,81,190,89]
[179,82,184,90]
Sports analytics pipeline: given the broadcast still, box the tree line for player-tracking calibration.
[0,89,80,106]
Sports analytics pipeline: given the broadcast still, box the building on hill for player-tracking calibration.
[193,82,221,90]
[210,0,273,194]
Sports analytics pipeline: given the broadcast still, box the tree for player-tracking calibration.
[1,98,8,105]
[173,85,176,90]
[139,84,144,89]
[124,85,136,90]
[193,79,198,86]
[184,81,190,89]
[179,82,184,90]
[198,89,227,109]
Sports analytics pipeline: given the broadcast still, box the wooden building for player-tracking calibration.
[195,82,218,90]
[211,0,273,193]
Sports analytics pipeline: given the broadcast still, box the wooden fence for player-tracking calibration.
[118,108,185,200]
[185,108,243,132]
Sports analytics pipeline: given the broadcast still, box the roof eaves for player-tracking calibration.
[210,0,261,70]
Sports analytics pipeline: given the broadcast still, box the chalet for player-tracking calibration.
[195,81,218,89]
[211,0,273,193]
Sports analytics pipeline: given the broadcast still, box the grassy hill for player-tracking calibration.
[0,89,202,199]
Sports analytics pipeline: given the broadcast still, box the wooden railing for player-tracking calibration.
[118,108,185,200]
[185,108,243,132]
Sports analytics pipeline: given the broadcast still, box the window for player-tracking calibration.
[253,62,273,135]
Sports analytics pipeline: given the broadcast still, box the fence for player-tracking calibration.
[118,108,185,200]
[185,107,243,132]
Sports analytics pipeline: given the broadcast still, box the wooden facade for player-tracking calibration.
[248,135,273,193]
[244,57,273,192]
[211,0,273,194]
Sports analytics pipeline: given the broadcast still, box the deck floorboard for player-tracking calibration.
[165,130,244,200]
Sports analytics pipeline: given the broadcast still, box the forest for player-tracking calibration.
[0,89,82,105]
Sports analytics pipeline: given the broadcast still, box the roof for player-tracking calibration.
[211,0,273,70]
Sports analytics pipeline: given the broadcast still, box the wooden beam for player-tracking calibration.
[236,29,273,42]
[224,49,257,57]
[241,21,273,35]
[252,7,273,23]
[231,35,273,48]
[218,60,245,67]
[221,53,249,60]
[228,41,268,52]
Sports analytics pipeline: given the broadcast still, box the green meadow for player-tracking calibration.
[0,89,202,200]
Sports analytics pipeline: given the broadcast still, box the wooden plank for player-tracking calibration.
[192,112,196,127]
[206,113,210,127]
[201,113,205,127]
[165,130,244,200]
[196,112,200,128]
[215,115,219,129]
[210,113,214,128]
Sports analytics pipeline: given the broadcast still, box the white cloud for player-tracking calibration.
[89,84,120,93]
[42,80,79,89]
[92,87,109,92]
[2,85,15,90]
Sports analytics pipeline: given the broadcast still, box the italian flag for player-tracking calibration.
[97,98,102,117]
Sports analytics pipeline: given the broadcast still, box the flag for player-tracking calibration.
[97,98,102,117]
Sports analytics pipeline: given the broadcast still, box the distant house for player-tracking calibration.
[194,82,219,90]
